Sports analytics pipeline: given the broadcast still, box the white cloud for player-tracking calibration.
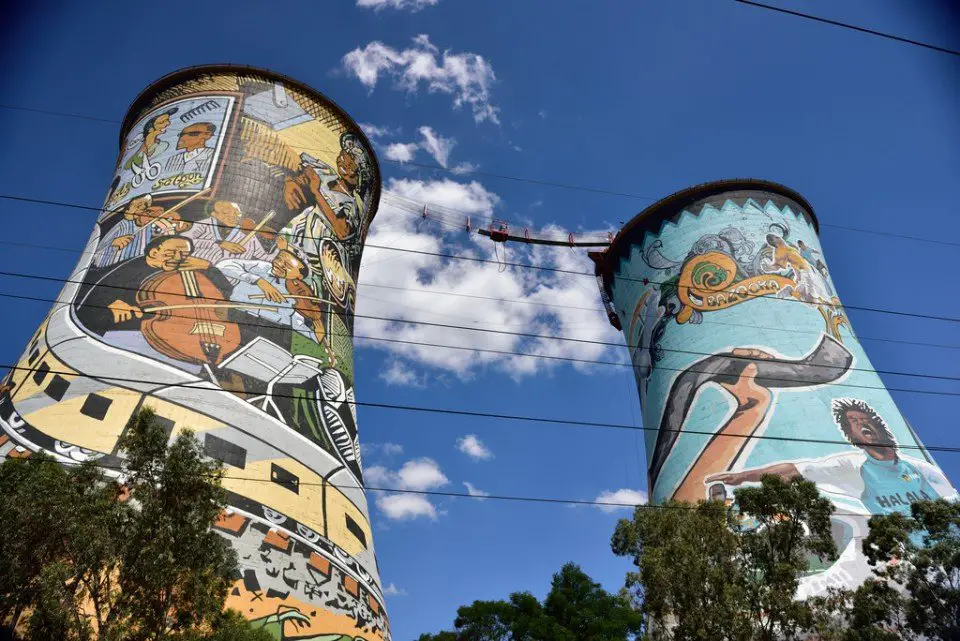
[384,142,419,163]
[377,493,438,520]
[457,434,493,461]
[359,122,400,139]
[384,582,408,596]
[594,489,648,513]
[371,457,449,520]
[341,35,500,123]
[451,162,477,175]
[379,360,428,387]
[463,481,489,500]
[361,442,404,459]
[418,126,455,168]
[357,0,438,11]
[358,178,623,382]
[397,457,449,490]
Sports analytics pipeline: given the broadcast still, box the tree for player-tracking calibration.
[812,499,960,641]
[417,562,643,641]
[0,409,271,641]
[611,475,837,641]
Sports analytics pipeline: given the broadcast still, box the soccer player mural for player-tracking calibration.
[591,180,957,596]
[0,66,388,640]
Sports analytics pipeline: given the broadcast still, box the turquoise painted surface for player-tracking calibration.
[608,194,957,595]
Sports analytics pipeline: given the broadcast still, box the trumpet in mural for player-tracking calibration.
[591,180,957,597]
[0,66,388,640]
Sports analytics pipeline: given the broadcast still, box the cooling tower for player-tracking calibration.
[591,179,957,595]
[0,66,389,639]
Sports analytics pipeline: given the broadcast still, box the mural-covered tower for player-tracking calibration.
[591,179,957,595]
[0,66,389,638]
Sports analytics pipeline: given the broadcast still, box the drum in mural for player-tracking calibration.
[591,179,958,596]
[0,65,389,640]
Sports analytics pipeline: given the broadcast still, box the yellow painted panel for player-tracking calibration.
[325,483,371,556]
[221,456,325,534]
[22,386,142,454]
[142,397,227,435]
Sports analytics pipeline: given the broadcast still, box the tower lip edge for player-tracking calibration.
[116,63,382,226]
[590,178,818,308]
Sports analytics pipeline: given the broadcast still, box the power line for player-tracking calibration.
[7,455,894,517]
[2,362,960,452]
[4,192,960,325]
[735,0,960,58]
[0,234,956,354]
[2,102,960,250]
[2,268,959,386]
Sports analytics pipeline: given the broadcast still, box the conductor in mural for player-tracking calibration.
[708,398,958,515]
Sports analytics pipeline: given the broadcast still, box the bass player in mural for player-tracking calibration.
[75,235,243,376]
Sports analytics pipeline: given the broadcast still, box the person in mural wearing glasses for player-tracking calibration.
[707,398,958,515]
[164,122,217,174]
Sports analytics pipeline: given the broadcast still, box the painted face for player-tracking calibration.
[148,238,191,271]
[337,150,359,187]
[177,124,213,150]
[154,114,172,134]
[845,410,894,448]
[271,252,303,279]
[211,201,240,227]
[125,196,151,220]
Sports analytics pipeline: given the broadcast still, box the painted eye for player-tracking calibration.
[263,507,287,525]
[333,545,350,562]
[356,566,371,582]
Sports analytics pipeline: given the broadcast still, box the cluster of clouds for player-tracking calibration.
[342,34,499,124]
[364,434,495,521]
[357,0,438,11]
[357,176,623,384]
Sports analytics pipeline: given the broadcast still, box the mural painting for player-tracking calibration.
[592,182,958,596]
[0,67,387,639]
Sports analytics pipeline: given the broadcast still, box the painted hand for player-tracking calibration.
[219,241,246,255]
[256,278,286,303]
[108,300,142,323]
[720,349,774,408]
[112,235,133,250]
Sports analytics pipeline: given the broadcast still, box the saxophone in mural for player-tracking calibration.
[591,179,957,596]
[0,65,389,640]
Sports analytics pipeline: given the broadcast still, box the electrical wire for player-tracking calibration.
[2,268,959,386]
[3,361,960,452]
[4,455,898,517]
[4,192,960,325]
[2,102,960,249]
[0,235,956,353]
[734,0,960,57]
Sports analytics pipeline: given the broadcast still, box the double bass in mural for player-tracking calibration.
[0,66,388,640]
[591,180,958,596]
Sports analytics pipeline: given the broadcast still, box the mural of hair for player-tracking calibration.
[831,398,897,445]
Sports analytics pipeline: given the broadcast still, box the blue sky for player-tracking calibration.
[1,1,959,638]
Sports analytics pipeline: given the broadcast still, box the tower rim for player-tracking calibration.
[591,178,819,306]
[117,63,381,226]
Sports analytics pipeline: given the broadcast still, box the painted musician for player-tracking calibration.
[75,235,233,371]
[282,133,373,247]
[217,250,327,343]
[184,200,273,264]
[94,195,190,267]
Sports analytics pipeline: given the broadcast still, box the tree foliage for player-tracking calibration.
[812,499,960,641]
[0,409,271,641]
[417,562,643,641]
[611,475,837,641]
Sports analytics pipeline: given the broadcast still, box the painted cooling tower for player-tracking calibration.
[0,66,389,639]
[591,179,957,595]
